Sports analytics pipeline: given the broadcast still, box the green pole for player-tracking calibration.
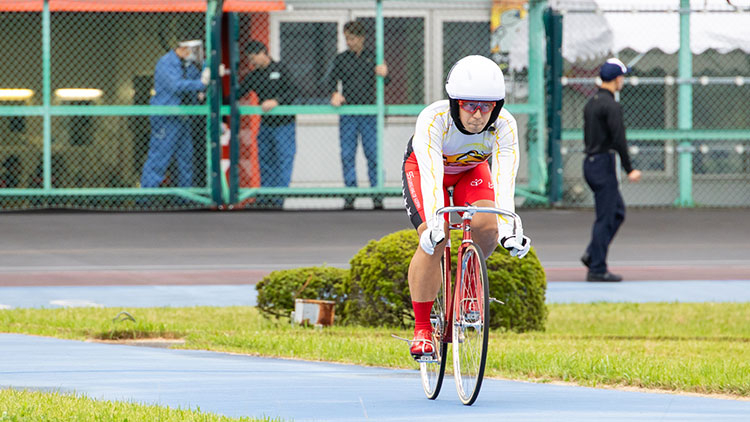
[42,0,51,190]
[375,0,385,189]
[544,8,563,204]
[527,0,548,195]
[207,0,224,206]
[228,12,240,205]
[677,0,694,206]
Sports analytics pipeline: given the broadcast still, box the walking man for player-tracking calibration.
[581,58,642,282]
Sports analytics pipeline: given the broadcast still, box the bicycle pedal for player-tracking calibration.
[413,354,439,363]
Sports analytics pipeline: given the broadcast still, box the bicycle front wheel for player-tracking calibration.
[420,258,448,399]
[452,243,489,405]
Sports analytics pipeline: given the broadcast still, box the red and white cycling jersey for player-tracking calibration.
[402,100,519,240]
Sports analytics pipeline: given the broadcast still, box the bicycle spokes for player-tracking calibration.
[419,259,448,400]
[453,244,489,405]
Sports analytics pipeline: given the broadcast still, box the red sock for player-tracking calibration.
[412,300,434,334]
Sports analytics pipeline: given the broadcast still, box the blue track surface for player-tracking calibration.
[2,334,748,422]
[3,281,750,310]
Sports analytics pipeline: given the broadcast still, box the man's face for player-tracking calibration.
[615,75,625,91]
[175,46,190,60]
[345,32,365,54]
[457,100,494,134]
[248,51,270,68]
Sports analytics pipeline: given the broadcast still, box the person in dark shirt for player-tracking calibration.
[581,58,642,282]
[240,40,298,208]
[324,21,389,209]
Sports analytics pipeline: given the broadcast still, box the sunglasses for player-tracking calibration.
[458,100,495,114]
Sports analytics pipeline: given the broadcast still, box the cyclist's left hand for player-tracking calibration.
[500,235,531,258]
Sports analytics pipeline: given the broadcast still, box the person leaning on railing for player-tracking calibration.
[239,40,299,209]
[322,20,390,210]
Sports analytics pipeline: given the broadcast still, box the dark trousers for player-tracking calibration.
[584,153,625,273]
[258,122,296,207]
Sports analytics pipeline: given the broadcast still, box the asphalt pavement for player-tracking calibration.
[1,208,749,421]
[0,208,748,285]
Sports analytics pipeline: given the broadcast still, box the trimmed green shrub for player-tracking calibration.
[485,240,548,332]
[255,266,349,320]
[344,230,416,326]
[347,229,547,332]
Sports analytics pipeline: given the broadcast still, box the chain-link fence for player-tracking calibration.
[6,1,744,212]
[0,0,549,211]
[1,4,211,210]
[230,0,544,210]
[554,0,750,207]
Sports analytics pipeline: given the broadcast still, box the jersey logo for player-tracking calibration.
[470,179,483,187]
[488,182,494,189]
[443,150,491,167]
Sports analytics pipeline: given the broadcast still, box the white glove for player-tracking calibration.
[500,235,531,259]
[419,220,445,256]
[219,63,229,77]
[200,67,211,86]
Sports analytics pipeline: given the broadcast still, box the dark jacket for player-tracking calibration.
[240,61,298,127]
[583,88,633,173]
[323,49,388,105]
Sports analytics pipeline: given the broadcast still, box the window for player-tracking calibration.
[279,21,338,104]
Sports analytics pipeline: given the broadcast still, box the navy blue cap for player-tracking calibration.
[600,58,630,81]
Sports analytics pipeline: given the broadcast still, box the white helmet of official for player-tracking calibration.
[445,55,505,101]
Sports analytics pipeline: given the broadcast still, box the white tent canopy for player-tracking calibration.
[509,0,750,69]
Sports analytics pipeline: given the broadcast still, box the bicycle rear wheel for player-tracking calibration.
[420,258,448,399]
[452,243,489,405]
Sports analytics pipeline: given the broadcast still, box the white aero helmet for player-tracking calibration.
[445,55,505,101]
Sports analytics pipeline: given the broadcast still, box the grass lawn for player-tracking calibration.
[0,388,280,422]
[1,302,748,399]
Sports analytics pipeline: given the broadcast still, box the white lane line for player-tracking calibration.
[0,263,350,272]
[49,299,103,308]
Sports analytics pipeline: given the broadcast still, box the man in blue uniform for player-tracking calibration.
[141,38,208,189]
[581,58,642,282]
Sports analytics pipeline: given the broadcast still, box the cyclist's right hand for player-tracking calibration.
[419,220,445,255]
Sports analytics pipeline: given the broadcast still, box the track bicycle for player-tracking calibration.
[417,205,524,406]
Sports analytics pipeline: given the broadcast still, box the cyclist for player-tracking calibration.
[401,55,531,360]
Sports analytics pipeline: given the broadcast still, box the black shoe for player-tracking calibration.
[580,253,591,268]
[586,271,623,282]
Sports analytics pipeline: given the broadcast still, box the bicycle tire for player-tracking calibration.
[420,258,448,399]
[452,243,489,405]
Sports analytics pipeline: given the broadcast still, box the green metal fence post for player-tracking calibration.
[375,0,385,190]
[527,0,548,198]
[228,12,240,206]
[544,7,563,204]
[208,0,224,206]
[677,0,694,207]
[42,0,51,191]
